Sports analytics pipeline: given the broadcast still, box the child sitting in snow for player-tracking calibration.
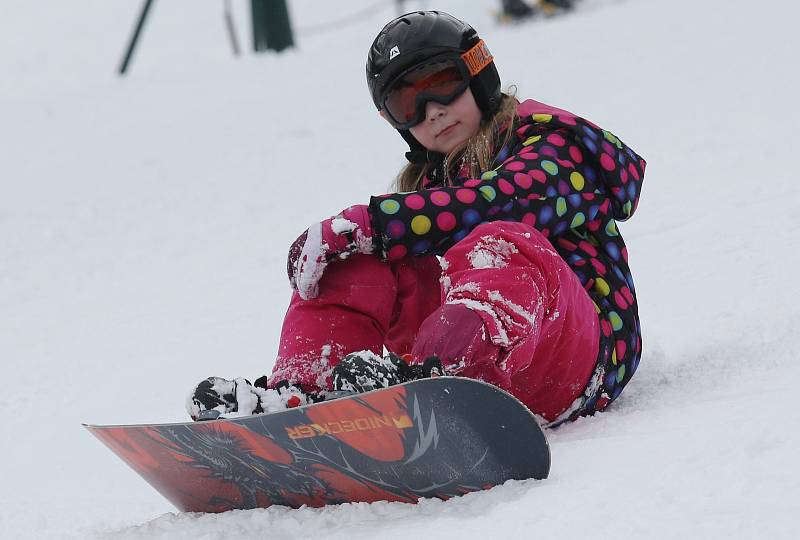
[188,10,646,427]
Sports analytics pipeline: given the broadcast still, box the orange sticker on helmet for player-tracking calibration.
[461,40,493,76]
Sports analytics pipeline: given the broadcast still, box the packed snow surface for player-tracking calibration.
[1,0,799,538]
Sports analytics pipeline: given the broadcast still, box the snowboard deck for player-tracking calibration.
[85,377,550,513]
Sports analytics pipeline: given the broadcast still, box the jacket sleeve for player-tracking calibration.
[369,114,646,260]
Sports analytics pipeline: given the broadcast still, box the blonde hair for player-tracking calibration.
[393,92,519,192]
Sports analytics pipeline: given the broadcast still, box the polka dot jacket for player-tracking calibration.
[368,99,647,417]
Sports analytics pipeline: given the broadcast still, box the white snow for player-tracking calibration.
[487,289,541,328]
[330,217,357,235]
[295,221,327,299]
[2,0,799,538]
[466,235,519,269]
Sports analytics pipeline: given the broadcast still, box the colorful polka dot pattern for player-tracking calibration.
[369,99,646,416]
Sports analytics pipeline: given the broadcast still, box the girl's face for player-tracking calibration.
[388,89,482,155]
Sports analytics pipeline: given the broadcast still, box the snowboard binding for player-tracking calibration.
[187,352,443,421]
[186,376,317,421]
[332,351,443,394]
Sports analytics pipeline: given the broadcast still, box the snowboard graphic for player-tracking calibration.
[85,377,550,513]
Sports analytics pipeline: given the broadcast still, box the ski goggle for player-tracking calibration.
[381,40,494,129]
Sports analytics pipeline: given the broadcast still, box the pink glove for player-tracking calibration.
[287,205,376,300]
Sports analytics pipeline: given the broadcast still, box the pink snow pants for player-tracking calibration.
[269,222,599,422]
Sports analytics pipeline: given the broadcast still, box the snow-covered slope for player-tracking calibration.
[1,0,798,538]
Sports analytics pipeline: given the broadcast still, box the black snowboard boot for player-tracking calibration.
[186,376,316,421]
[332,351,444,394]
[501,0,537,20]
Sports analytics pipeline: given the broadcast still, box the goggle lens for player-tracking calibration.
[383,59,470,128]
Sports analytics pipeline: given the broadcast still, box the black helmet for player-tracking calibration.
[366,11,502,160]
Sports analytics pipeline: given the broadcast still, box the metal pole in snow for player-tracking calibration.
[224,0,241,56]
[118,0,155,76]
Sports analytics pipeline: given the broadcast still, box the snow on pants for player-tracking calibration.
[269,221,599,422]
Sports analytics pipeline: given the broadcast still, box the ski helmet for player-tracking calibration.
[366,11,502,159]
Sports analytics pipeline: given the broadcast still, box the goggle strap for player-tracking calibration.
[461,40,493,77]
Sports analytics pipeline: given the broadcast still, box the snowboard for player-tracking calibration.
[85,377,550,513]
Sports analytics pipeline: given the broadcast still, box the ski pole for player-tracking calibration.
[118,0,155,76]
